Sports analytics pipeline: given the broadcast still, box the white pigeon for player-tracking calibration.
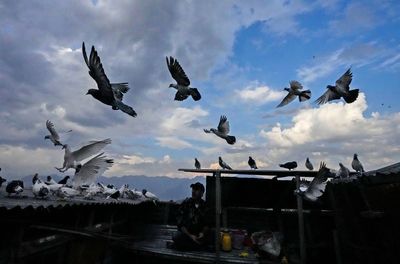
[57,187,80,198]
[336,163,350,179]
[48,183,64,194]
[305,157,314,171]
[72,153,114,187]
[124,187,143,200]
[204,115,236,145]
[142,189,159,204]
[55,138,111,173]
[32,176,50,199]
[219,156,233,170]
[98,182,117,196]
[166,56,201,101]
[45,176,57,185]
[295,162,331,202]
[276,81,311,108]
[351,153,364,173]
[83,183,104,200]
[44,120,71,147]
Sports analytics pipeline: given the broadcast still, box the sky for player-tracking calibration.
[0,0,399,179]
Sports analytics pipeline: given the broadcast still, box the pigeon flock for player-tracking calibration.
[0,42,366,204]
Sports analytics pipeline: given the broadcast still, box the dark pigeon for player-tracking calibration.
[279,161,298,170]
[58,176,70,185]
[248,156,258,169]
[219,157,233,170]
[204,115,236,145]
[6,180,24,195]
[195,158,201,170]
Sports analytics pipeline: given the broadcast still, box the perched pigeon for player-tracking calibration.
[32,176,50,199]
[107,189,121,200]
[351,153,364,173]
[305,157,313,171]
[295,162,331,202]
[45,176,57,185]
[315,68,359,105]
[0,176,5,187]
[57,187,80,198]
[219,157,233,170]
[98,182,117,196]
[56,138,111,172]
[82,42,137,117]
[6,180,24,196]
[336,163,350,179]
[58,175,70,185]
[279,161,297,170]
[44,120,71,147]
[204,115,236,145]
[166,56,201,101]
[195,158,201,170]
[142,189,159,203]
[248,156,258,169]
[276,81,311,108]
[72,153,113,187]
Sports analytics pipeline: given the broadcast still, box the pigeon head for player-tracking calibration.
[210,128,217,133]
[62,144,67,150]
[86,89,98,96]
[283,87,290,92]
[32,173,39,184]
[354,153,358,159]
[339,163,345,168]
[142,189,147,195]
[169,84,177,88]
[47,176,52,181]
[219,156,222,161]
[65,176,70,180]
[44,135,50,140]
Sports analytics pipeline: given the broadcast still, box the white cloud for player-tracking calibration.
[236,84,284,104]
[156,136,193,150]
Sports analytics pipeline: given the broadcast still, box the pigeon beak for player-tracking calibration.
[86,91,89,95]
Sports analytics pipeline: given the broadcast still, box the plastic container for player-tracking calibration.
[221,230,232,252]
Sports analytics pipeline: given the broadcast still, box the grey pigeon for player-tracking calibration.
[56,138,111,172]
[219,157,232,170]
[45,120,71,147]
[351,153,364,173]
[248,156,258,169]
[204,115,236,145]
[315,68,359,105]
[305,157,313,171]
[336,163,350,178]
[82,42,137,117]
[6,180,24,196]
[279,161,297,170]
[295,162,331,202]
[166,56,201,101]
[195,158,201,170]
[277,81,311,108]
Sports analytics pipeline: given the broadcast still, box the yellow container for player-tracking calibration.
[221,231,232,252]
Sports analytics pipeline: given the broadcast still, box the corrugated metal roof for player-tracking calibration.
[0,187,144,210]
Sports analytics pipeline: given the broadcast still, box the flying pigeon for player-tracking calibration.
[166,56,201,101]
[82,42,137,117]
[248,156,258,169]
[315,68,359,105]
[219,156,233,170]
[279,161,298,170]
[276,81,311,108]
[305,157,313,171]
[44,120,71,147]
[195,158,201,170]
[72,153,114,187]
[351,153,364,173]
[336,163,350,178]
[204,115,236,145]
[295,162,331,202]
[32,176,50,199]
[58,175,70,185]
[6,180,24,196]
[55,138,111,172]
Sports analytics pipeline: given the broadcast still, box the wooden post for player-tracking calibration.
[215,171,222,264]
[295,175,306,264]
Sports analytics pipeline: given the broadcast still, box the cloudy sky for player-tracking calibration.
[1,0,399,179]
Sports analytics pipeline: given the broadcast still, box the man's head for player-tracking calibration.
[190,182,205,200]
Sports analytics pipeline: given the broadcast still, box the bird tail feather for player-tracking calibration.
[225,136,236,145]
[190,88,201,101]
[299,90,311,102]
[343,89,359,103]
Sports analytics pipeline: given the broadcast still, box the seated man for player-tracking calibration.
[171,182,211,251]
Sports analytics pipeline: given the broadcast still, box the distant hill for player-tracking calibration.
[21,174,206,201]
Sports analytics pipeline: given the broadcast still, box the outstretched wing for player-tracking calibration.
[315,89,341,105]
[290,80,303,90]
[73,153,113,186]
[166,56,190,86]
[82,42,113,96]
[277,93,296,108]
[72,138,112,162]
[46,120,60,141]
[306,162,329,197]
[336,68,352,91]
[111,83,130,101]
[217,115,230,135]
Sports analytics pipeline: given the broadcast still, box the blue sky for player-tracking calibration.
[0,0,399,179]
